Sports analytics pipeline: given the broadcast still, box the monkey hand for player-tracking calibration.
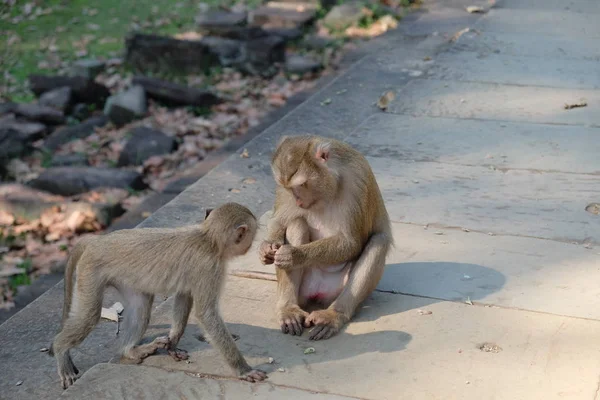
[274,245,305,270]
[304,309,346,341]
[240,368,268,382]
[259,241,281,265]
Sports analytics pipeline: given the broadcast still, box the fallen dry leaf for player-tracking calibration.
[466,5,486,13]
[564,99,588,110]
[377,90,396,110]
[240,149,250,158]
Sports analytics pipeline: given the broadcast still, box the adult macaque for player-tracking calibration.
[50,203,267,389]
[260,135,392,340]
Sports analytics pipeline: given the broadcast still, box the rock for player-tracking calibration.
[201,37,245,66]
[38,87,73,114]
[71,59,106,79]
[28,75,110,106]
[103,86,147,127]
[196,10,248,33]
[28,167,147,196]
[131,76,221,108]
[118,127,177,166]
[216,26,269,41]
[251,2,317,29]
[303,34,334,50]
[50,154,89,167]
[125,33,219,75]
[43,115,108,150]
[71,103,91,121]
[0,184,63,221]
[0,114,46,142]
[0,184,125,226]
[14,103,65,125]
[0,102,16,116]
[323,3,365,30]
[241,35,286,77]
[0,128,27,166]
[265,27,304,41]
[285,54,322,74]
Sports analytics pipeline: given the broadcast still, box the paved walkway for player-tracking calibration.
[2,0,600,399]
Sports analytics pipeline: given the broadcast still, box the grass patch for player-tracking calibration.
[1,0,216,100]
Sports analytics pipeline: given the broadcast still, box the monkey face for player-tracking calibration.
[272,137,337,210]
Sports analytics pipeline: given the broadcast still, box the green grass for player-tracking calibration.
[1,0,215,101]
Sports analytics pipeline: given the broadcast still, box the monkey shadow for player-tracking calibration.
[141,261,503,371]
[357,261,507,323]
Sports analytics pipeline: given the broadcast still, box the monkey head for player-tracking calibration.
[271,136,339,210]
[205,203,258,257]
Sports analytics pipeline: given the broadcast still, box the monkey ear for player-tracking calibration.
[205,208,213,220]
[315,142,331,163]
[277,135,289,147]
[234,224,248,244]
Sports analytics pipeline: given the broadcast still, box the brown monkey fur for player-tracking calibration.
[50,202,267,389]
[259,135,392,341]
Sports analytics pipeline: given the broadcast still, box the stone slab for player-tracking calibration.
[451,30,600,61]
[60,363,354,400]
[229,216,600,319]
[498,0,600,14]
[430,51,600,89]
[368,157,600,244]
[390,79,600,126]
[0,282,167,400]
[140,276,600,400]
[346,113,600,174]
[476,8,600,37]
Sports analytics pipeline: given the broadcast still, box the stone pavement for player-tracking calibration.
[2,0,600,399]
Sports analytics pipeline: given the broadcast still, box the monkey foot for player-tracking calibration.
[168,347,189,361]
[240,369,268,383]
[59,358,79,389]
[304,309,344,341]
[278,306,308,336]
[123,336,170,363]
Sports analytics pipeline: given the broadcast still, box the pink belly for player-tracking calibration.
[299,263,351,305]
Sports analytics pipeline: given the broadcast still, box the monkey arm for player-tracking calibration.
[275,234,362,270]
[265,218,286,244]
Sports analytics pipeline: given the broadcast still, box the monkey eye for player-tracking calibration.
[301,182,308,188]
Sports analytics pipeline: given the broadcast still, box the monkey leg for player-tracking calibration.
[118,288,167,363]
[52,282,103,389]
[196,302,267,382]
[305,232,390,341]
[167,293,193,361]
[276,218,309,336]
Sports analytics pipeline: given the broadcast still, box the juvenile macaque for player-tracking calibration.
[50,203,267,389]
[260,135,392,340]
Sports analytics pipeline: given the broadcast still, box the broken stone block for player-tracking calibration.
[44,115,108,150]
[103,86,147,127]
[125,33,219,75]
[14,103,65,125]
[266,27,304,41]
[28,167,147,196]
[323,3,365,30]
[285,54,323,74]
[38,86,73,113]
[131,76,221,108]
[118,127,178,166]
[28,75,110,106]
[250,2,317,29]
[196,10,248,34]
[71,59,106,79]
[303,34,334,50]
[50,153,89,167]
[0,114,46,142]
[201,36,246,66]
[240,35,286,77]
[215,26,269,41]
[0,128,27,166]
